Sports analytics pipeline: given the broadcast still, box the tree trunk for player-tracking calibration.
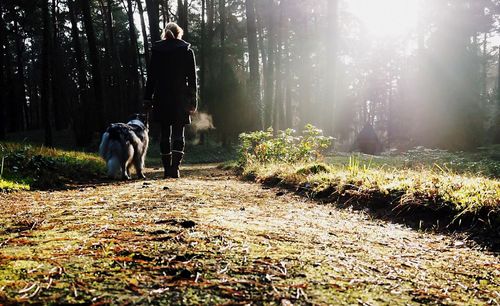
[126,0,141,112]
[272,1,284,132]
[263,0,276,130]
[164,0,170,23]
[161,0,166,28]
[255,5,267,72]
[68,0,87,95]
[256,4,267,127]
[219,0,226,77]
[177,0,188,39]
[51,0,70,130]
[41,0,53,146]
[245,0,261,129]
[136,0,150,67]
[98,0,122,121]
[494,44,500,144]
[283,14,292,129]
[13,20,27,131]
[200,0,206,106]
[68,0,92,146]
[146,0,161,43]
[206,0,215,85]
[325,0,339,136]
[0,0,6,140]
[481,33,488,107]
[80,0,104,135]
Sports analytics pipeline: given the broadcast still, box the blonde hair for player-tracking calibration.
[161,22,184,40]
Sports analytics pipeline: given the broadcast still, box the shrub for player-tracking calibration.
[239,124,333,165]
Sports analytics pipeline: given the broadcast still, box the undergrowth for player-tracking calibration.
[237,126,500,234]
[0,142,105,191]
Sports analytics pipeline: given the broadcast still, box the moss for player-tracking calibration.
[295,163,331,175]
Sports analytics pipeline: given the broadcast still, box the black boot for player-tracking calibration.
[161,153,172,179]
[169,151,184,178]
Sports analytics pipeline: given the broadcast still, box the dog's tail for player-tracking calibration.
[99,132,110,160]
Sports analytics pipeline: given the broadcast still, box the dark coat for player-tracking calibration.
[144,39,197,125]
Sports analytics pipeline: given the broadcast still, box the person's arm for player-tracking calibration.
[186,48,198,113]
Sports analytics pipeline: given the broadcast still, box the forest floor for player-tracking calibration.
[0,164,499,305]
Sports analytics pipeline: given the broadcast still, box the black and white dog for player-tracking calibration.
[99,114,149,180]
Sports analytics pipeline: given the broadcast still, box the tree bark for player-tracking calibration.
[146,0,161,42]
[68,0,93,146]
[219,0,226,77]
[161,0,166,28]
[126,0,141,112]
[495,44,500,144]
[263,0,276,129]
[200,0,206,105]
[13,20,27,131]
[272,1,284,132]
[51,0,70,130]
[164,0,170,23]
[80,0,104,134]
[41,0,53,146]
[68,0,87,98]
[136,0,150,67]
[177,0,188,39]
[0,0,6,140]
[325,0,339,136]
[245,0,261,129]
[206,0,215,84]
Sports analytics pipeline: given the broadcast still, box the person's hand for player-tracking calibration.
[143,99,153,111]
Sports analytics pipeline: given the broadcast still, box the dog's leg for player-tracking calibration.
[122,145,135,180]
[121,160,131,180]
[134,147,146,179]
[121,153,131,180]
[127,162,134,179]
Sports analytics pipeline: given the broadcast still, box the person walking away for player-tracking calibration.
[144,22,197,178]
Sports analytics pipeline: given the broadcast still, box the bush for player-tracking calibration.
[239,124,333,165]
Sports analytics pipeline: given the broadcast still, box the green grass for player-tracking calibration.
[0,179,30,192]
[0,142,105,191]
[239,149,500,233]
[325,146,500,179]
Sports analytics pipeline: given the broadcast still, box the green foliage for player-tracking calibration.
[239,124,333,165]
[0,142,105,190]
[347,155,372,176]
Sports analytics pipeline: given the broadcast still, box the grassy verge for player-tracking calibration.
[238,154,500,236]
[0,142,105,191]
[326,146,500,179]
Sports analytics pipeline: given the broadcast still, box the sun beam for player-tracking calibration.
[347,0,419,38]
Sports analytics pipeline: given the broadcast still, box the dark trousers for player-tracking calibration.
[160,124,185,154]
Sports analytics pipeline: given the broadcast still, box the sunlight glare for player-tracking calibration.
[347,0,419,38]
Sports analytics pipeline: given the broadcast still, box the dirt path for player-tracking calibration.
[0,164,498,305]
